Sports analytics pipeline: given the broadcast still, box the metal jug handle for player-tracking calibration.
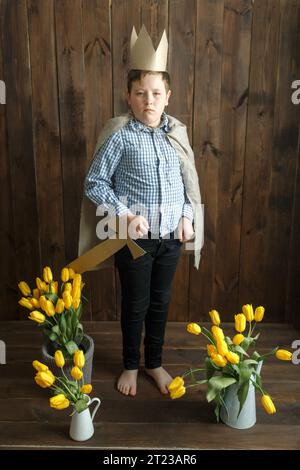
[90,397,101,422]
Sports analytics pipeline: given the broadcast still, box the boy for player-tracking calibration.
[84,26,203,396]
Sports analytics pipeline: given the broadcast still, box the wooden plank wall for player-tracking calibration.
[0,0,299,324]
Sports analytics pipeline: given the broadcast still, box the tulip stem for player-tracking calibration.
[56,376,77,402]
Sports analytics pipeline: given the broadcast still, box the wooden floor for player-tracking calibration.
[0,321,300,450]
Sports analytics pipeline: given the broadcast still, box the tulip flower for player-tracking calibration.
[43,266,53,284]
[261,395,276,414]
[61,267,70,283]
[81,384,93,394]
[275,349,292,361]
[32,288,40,299]
[30,298,40,308]
[71,366,83,381]
[207,344,217,357]
[50,281,58,294]
[50,394,70,410]
[211,353,227,367]
[55,298,65,314]
[74,350,85,369]
[36,277,47,292]
[216,339,228,357]
[55,350,65,368]
[18,281,31,297]
[211,326,224,341]
[44,300,55,317]
[234,313,246,333]
[64,282,72,293]
[232,333,244,345]
[35,370,55,388]
[254,306,265,322]
[168,376,185,393]
[242,304,254,322]
[226,351,240,365]
[39,295,48,311]
[209,309,221,326]
[170,385,186,399]
[28,310,45,324]
[32,360,49,372]
[72,297,80,309]
[68,268,76,279]
[186,323,201,335]
[19,297,34,310]
[63,291,72,309]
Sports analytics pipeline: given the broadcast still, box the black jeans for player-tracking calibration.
[114,232,182,369]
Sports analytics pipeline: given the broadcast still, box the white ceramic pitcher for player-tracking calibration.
[69,396,101,441]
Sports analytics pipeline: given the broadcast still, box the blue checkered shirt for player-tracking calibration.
[84,112,194,237]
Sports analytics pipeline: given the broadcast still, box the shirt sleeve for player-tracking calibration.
[84,131,130,216]
[182,187,194,222]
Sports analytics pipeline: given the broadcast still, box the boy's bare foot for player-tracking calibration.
[145,366,173,394]
[117,369,138,396]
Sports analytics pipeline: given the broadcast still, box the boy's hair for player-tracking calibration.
[127,69,171,93]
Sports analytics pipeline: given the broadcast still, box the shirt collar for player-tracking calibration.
[128,111,169,133]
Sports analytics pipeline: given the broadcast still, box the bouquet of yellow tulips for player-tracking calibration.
[18,266,86,357]
[168,305,292,421]
[33,350,93,414]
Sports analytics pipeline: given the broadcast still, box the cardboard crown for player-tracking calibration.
[130,24,168,72]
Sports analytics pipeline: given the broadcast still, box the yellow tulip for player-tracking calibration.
[209,309,221,326]
[28,310,46,324]
[234,314,246,333]
[55,298,65,314]
[43,266,53,283]
[30,298,40,308]
[50,394,70,410]
[35,370,55,388]
[45,300,55,317]
[226,351,240,364]
[73,274,82,290]
[39,295,48,312]
[36,277,47,292]
[81,384,93,394]
[55,350,65,368]
[216,339,228,357]
[207,344,217,357]
[275,349,292,361]
[261,395,276,414]
[50,281,58,294]
[71,366,83,380]
[32,360,49,372]
[232,333,244,345]
[170,385,186,399]
[64,282,72,293]
[18,281,31,297]
[186,323,201,335]
[61,267,70,283]
[19,297,34,310]
[242,304,254,322]
[72,284,81,300]
[68,268,76,279]
[211,326,224,341]
[72,297,80,309]
[168,376,184,392]
[211,353,227,367]
[32,288,40,299]
[254,306,265,322]
[63,291,72,309]
[74,350,85,369]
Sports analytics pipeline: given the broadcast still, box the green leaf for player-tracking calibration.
[206,376,237,403]
[242,359,258,367]
[201,326,215,344]
[65,340,79,355]
[252,351,261,361]
[234,345,249,357]
[59,315,67,335]
[237,380,250,416]
[74,398,89,414]
[45,293,59,304]
[51,325,61,335]
[49,332,58,341]
[240,336,254,352]
[204,357,218,381]
[225,336,233,345]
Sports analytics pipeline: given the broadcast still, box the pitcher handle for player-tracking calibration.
[90,397,101,422]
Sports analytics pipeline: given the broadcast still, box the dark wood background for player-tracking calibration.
[1,0,299,325]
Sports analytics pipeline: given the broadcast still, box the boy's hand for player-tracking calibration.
[178,217,195,243]
[126,213,150,239]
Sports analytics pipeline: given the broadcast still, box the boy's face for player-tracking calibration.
[127,73,171,128]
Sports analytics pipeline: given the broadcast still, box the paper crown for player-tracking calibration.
[129,25,168,72]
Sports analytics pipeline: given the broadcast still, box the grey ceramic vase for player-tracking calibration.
[41,334,94,384]
[220,361,263,429]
